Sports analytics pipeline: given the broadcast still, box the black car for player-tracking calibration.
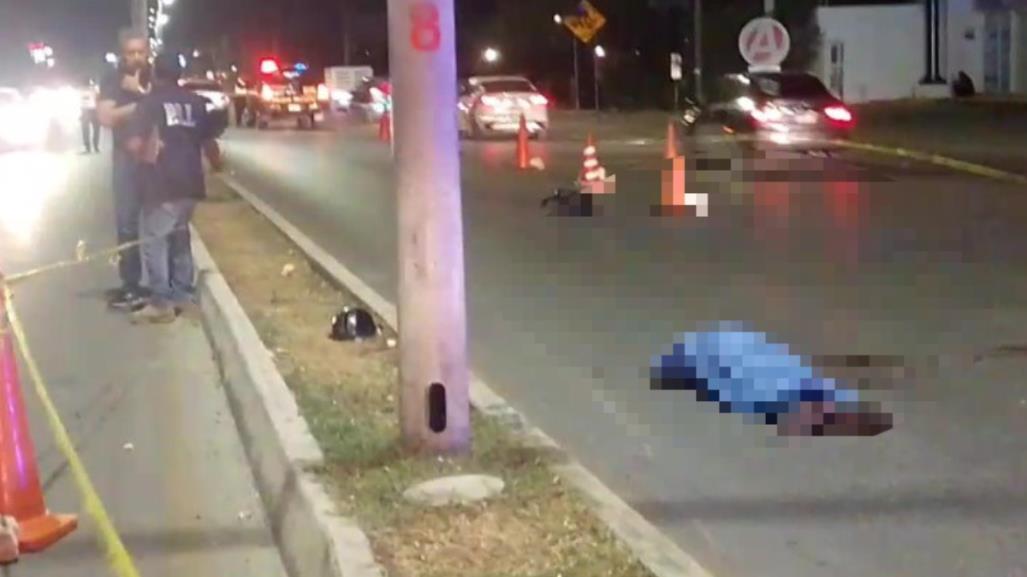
[684,72,855,152]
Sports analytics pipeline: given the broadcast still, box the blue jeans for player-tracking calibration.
[112,148,143,290]
[139,199,197,307]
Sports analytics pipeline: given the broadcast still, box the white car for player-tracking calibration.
[180,79,230,128]
[458,76,549,139]
[0,88,48,149]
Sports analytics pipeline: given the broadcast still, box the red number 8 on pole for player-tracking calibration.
[410,2,442,52]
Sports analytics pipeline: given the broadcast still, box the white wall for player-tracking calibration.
[1015,11,1027,90]
[946,0,985,88]
[815,4,926,102]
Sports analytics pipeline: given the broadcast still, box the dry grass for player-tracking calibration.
[194,181,653,577]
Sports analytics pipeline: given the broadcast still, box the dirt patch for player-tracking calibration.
[194,180,653,577]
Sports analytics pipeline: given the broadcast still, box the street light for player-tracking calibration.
[105,52,118,65]
[193,49,201,58]
[593,45,606,112]
[482,47,500,64]
[554,15,580,110]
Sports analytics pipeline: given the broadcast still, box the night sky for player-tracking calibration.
[0,0,890,104]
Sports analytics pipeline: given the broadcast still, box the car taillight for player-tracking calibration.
[824,105,853,123]
[529,94,548,106]
[261,84,274,101]
[317,83,329,101]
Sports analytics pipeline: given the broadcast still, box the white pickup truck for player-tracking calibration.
[324,66,374,112]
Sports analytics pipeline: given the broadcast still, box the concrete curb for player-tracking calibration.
[219,174,716,577]
[191,230,385,577]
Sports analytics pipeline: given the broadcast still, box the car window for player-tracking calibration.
[480,79,535,93]
[755,75,831,99]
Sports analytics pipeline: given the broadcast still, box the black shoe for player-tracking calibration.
[108,289,148,311]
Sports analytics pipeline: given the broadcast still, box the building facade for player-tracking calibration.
[813,0,1027,102]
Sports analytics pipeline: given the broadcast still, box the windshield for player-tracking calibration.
[480,79,535,93]
[753,75,832,99]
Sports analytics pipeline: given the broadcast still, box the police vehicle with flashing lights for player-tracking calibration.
[242,59,329,130]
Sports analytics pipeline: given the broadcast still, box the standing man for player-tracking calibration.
[80,80,101,154]
[125,53,224,323]
[97,28,152,311]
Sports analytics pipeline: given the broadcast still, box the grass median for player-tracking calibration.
[194,180,653,577]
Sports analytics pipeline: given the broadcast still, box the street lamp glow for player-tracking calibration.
[162,0,175,6]
[483,47,500,63]
[594,45,607,58]
[553,14,563,24]
[105,52,117,65]
[193,49,201,58]
[178,54,187,68]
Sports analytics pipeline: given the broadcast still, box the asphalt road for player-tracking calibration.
[0,141,286,576]
[222,119,1027,577]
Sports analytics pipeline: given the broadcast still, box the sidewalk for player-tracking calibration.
[0,150,286,575]
[852,99,1027,174]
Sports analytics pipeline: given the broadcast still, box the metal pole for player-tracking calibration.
[764,0,774,16]
[387,0,471,455]
[342,6,352,65]
[131,0,147,31]
[594,52,600,112]
[693,0,703,103]
[572,38,581,110]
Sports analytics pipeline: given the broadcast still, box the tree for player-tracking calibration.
[775,0,822,71]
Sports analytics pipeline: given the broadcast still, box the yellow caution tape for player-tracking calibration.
[4,235,162,287]
[2,284,141,577]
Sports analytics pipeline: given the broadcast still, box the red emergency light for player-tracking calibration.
[259,58,280,75]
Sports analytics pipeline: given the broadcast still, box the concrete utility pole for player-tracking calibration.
[764,0,774,15]
[387,0,471,454]
[131,0,148,32]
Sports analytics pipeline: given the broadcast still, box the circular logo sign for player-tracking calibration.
[739,17,790,70]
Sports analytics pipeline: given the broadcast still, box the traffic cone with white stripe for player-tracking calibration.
[579,132,599,188]
[0,283,77,556]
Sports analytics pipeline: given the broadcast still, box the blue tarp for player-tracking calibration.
[651,322,860,421]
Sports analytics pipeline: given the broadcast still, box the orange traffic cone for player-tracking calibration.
[661,155,686,208]
[665,120,679,160]
[579,133,606,185]
[0,287,77,554]
[379,111,392,143]
[516,114,530,170]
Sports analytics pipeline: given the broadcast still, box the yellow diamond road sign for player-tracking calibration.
[564,1,607,44]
